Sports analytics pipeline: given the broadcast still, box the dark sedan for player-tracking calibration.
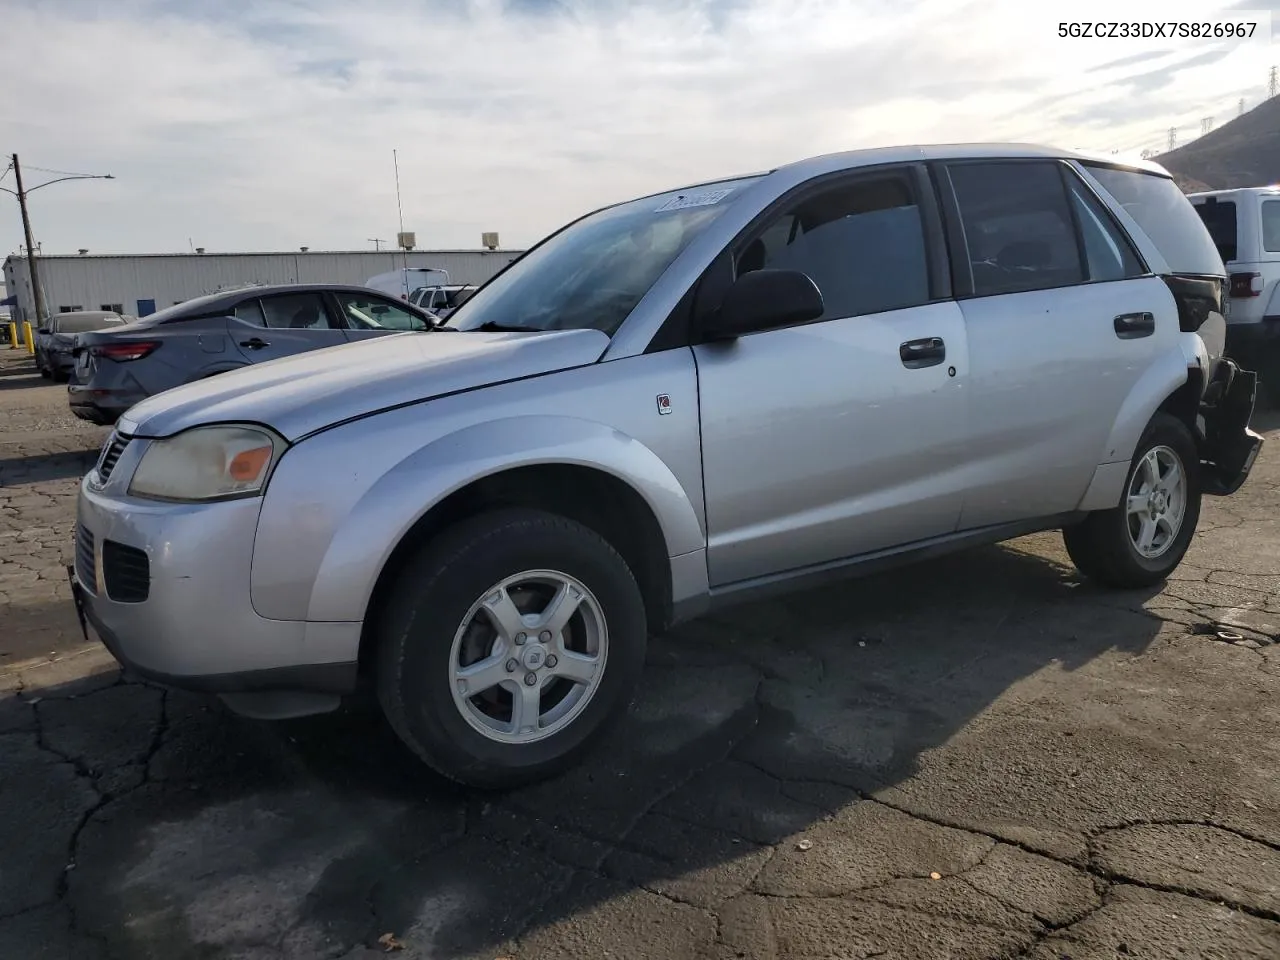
[36,310,130,380]
[68,283,438,425]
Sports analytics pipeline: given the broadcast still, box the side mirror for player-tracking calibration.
[703,269,824,341]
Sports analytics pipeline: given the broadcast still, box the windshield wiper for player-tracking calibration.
[472,321,545,333]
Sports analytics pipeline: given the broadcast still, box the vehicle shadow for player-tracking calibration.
[0,445,103,485]
[0,358,50,388]
[5,537,1192,959]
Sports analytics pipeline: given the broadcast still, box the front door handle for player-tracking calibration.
[1113,312,1155,339]
[239,337,271,350]
[900,336,946,369]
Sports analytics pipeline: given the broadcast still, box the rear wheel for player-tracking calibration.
[375,508,648,788]
[1063,413,1201,588]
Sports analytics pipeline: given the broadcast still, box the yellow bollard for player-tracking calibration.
[22,321,35,354]
[7,322,17,349]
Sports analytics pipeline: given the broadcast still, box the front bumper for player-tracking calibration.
[1199,357,1265,497]
[70,451,361,700]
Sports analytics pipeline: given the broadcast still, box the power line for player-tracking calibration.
[22,163,108,178]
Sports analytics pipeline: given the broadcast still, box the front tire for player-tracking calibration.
[375,507,648,788]
[1063,413,1202,589]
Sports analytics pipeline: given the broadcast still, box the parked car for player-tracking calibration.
[36,310,130,380]
[366,267,450,301]
[408,284,477,319]
[1188,186,1280,403]
[67,283,437,425]
[69,144,1262,789]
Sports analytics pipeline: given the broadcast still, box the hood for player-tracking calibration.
[117,328,611,441]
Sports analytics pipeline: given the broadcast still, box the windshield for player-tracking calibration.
[446,176,761,334]
[54,315,125,334]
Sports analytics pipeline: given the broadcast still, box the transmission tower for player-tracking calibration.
[1168,127,1177,151]
[1201,117,1214,135]
[1239,98,1245,116]
[1271,65,1277,99]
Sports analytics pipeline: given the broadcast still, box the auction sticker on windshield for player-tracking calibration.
[655,187,735,212]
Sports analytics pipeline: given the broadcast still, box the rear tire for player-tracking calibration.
[1063,413,1201,589]
[375,507,648,789]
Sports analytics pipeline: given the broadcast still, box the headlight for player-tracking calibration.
[128,424,286,502]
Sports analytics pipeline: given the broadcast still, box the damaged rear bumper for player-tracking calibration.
[1199,358,1264,497]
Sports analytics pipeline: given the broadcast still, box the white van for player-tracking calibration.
[1189,187,1280,399]
[364,267,450,301]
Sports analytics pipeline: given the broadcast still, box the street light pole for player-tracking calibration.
[2,154,114,325]
[11,156,47,325]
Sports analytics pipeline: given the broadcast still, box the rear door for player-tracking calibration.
[936,158,1175,529]
[229,292,348,363]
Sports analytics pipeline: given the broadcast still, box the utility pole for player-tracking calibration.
[11,156,46,325]
[1168,127,1177,151]
[1,156,112,325]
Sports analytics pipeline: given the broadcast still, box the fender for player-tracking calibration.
[1078,334,1206,511]
[251,415,706,623]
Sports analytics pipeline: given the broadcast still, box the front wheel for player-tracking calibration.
[1063,413,1202,589]
[375,508,648,788]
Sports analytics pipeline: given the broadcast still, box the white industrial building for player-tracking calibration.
[1,248,525,322]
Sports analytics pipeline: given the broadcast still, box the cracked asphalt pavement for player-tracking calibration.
[2,351,1279,959]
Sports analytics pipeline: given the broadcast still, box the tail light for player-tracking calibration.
[91,341,160,362]
[1228,272,1262,298]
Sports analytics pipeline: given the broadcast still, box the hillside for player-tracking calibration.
[1156,95,1280,190]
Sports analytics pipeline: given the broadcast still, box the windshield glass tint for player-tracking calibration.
[1083,164,1225,275]
[447,177,761,335]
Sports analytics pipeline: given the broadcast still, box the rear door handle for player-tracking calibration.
[1113,312,1155,339]
[239,337,270,350]
[900,336,946,369]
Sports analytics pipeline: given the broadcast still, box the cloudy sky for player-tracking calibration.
[1,0,1276,256]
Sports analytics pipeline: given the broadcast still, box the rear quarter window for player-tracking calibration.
[1082,164,1225,276]
[1263,200,1280,253]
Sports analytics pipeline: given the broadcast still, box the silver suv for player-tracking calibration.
[69,144,1263,788]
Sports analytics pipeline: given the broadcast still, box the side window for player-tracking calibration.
[1262,200,1280,253]
[1064,176,1145,282]
[332,291,427,331]
[736,172,931,321]
[232,299,267,327]
[947,161,1084,297]
[259,293,337,330]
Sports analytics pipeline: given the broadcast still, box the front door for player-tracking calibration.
[229,292,349,363]
[937,159,1174,529]
[327,290,432,342]
[695,166,970,587]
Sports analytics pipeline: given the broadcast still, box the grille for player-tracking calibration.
[97,433,130,483]
[102,540,150,603]
[75,524,95,591]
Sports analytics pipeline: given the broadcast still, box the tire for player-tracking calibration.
[375,507,648,789]
[1063,413,1202,589]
